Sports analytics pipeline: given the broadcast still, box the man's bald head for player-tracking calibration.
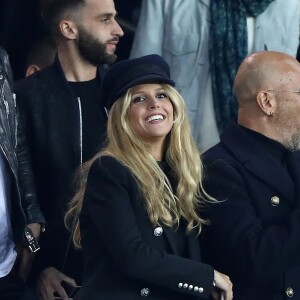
[234,51,300,107]
[234,51,300,150]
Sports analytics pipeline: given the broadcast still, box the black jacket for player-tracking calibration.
[14,57,107,282]
[0,47,45,247]
[202,121,300,300]
[76,156,214,300]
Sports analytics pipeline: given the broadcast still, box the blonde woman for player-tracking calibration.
[66,55,232,300]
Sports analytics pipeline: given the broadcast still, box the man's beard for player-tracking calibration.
[277,123,300,152]
[285,133,300,152]
[77,25,117,66]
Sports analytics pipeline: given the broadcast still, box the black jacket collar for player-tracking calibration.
[220,121,300,205]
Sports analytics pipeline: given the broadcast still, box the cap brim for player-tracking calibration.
[111,74,175,106]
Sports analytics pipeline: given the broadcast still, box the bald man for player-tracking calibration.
[202,51,300,300]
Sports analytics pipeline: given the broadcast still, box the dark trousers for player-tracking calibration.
[0,273,25,300]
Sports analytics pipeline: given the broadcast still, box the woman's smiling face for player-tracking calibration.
[128,83,174,145]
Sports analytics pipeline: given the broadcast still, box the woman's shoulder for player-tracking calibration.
[89,155,131,179]
[91,155,123,169]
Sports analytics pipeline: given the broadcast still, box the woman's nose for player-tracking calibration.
[148,98,159,109]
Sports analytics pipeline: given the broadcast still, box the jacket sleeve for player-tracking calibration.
[83,156,214,298]
[130,0,165,58]
[202,157,300,286]
[15,106,46,225]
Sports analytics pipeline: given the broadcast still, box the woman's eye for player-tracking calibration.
[132,96,145,103]
[157,93,167,99]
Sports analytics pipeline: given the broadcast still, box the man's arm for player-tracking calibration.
[15,107,46,279]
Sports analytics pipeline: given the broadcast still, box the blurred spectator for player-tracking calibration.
[25,35,57,77]
[0,0,47,80]
[131,0,300,151]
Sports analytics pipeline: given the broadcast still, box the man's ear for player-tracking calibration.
[59,20,77,40]
[25,65,40,77]
[256,91,276,117]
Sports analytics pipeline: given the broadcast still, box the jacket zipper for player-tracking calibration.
[12,93,17,148]
[77,97,83,165]
[61,97,83,274]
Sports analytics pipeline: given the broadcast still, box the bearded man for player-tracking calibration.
[202,51,300,300]
[14,0,123,299]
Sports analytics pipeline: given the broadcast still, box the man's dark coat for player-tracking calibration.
[202,121,300,300]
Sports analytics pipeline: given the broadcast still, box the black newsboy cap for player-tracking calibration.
[101,54,175,109]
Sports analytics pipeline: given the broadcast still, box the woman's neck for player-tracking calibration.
[147,140,165,161]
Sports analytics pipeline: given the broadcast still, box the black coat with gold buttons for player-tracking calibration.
[76,156,214,300]
[202,120,300,300]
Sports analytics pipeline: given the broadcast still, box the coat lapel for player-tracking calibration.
[186,231,202,261]
[222,122,295,204]
[243,156,294,204]
[162,225,202,260]
[162,226,180,255]
[285,151,300,208]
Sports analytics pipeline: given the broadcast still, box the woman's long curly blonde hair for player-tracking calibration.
[65,84,213,248]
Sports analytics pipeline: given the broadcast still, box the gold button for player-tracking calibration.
[271,196,280,206]
[286,287,294,297]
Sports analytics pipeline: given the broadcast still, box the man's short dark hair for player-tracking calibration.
[26,35,57,70]
[41,0,86,38]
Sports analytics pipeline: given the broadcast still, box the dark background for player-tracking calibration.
[0,0,141,80]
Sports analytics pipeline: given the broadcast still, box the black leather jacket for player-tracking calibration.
[0,47,45,247]
[15,56,107,282]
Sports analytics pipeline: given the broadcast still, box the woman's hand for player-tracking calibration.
[211,270,233,300]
